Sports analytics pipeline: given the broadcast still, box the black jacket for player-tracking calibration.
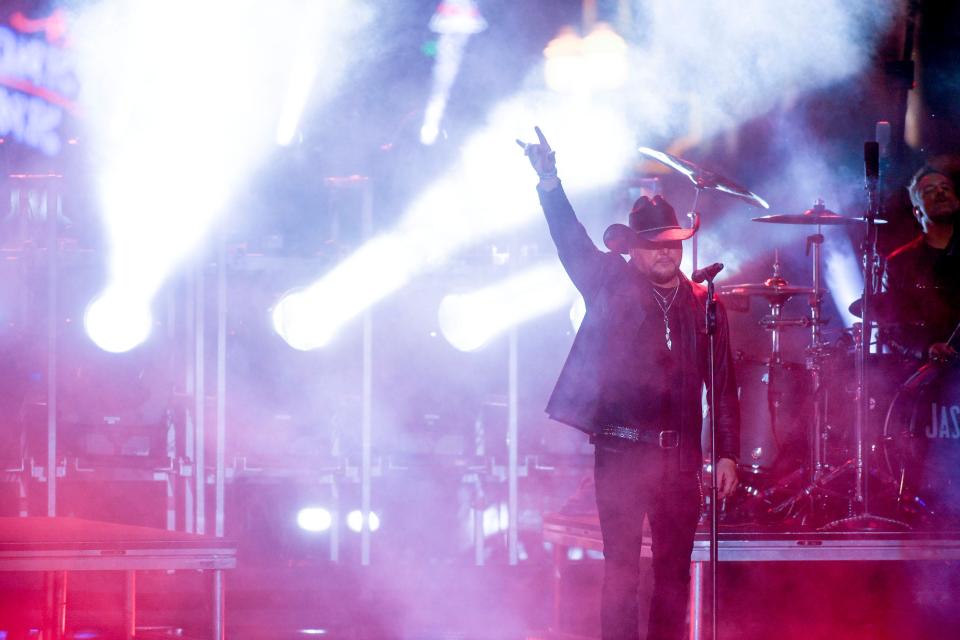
[538,183,740,468]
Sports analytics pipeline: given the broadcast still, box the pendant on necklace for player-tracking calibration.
[665,318,672,350]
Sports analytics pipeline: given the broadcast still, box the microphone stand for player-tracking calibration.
[822,143,907,531]
[703,266,722,640]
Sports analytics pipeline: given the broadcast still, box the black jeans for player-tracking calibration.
[594,438,701,640]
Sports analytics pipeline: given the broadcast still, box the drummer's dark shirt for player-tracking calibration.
[883,228,960,356]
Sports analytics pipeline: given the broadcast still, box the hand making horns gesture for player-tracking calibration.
[516,126,557,179]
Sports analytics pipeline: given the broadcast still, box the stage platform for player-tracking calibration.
[0,517,236,639]
[543,512,960,640]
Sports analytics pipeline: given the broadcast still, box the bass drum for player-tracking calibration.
[883,360,960,526]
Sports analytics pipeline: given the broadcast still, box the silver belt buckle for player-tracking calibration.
[658,430,679,449]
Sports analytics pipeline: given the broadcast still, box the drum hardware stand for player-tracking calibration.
[805,225,828,484]
[760,211,840,525]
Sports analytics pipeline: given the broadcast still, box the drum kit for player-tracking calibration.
[639,146,960,532]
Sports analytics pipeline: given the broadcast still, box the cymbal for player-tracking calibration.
[719,282,819,304]
[753,213,889,225]
[638,146,770,209]
[752,213,853,225]
[752,201,887,225]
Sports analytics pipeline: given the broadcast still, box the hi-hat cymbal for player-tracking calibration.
[638,146,770,209]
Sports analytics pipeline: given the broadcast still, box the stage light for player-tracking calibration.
[544,23,627,93]
[543,27,586,93]
[420,1,487,146]
[428,0,487,35]
[581,23,628,91]
[70,0,372,352]
[296,507,333,533]
[83,291,153,354]
[438,263,576,352]
[481,502,510,537]
[346,509,380,533]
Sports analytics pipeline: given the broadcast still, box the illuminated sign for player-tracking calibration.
[0,10,78,156]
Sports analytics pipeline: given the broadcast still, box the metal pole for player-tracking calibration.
[809,229,825,485]
[195,260,206,535]
[507,326,519,565]
[46,186,58,516]
[54,570,67,639]
[689,560,704,640]
[330,481,340,563]
[212,569,225,640]
[473,476,485,566]
[215,237,227,537]
[124,571,136,639]
[184,271,196,533]
[360,180,373,565]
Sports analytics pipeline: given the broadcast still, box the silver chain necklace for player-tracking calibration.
[651,285,679,350]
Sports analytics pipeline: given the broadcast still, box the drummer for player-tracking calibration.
[884,160,960,361]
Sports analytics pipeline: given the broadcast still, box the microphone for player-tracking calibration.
[692,262,723,283]
[864,141,880,187]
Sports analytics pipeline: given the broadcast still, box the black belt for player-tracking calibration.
[599,425,680,449]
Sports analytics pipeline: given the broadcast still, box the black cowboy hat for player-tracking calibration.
[603,195,699,254]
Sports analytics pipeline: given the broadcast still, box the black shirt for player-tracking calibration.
[884,234,960,355]
[597,281,682,429]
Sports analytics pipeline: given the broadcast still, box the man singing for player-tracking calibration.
[517,128,739,640]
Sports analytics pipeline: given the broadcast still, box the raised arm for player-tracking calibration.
[516,127,611,298]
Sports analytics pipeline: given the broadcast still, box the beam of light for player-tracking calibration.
[276,0,897,348]
[296,507,333,533]
[824,241,864,328]
[275,5,324,146]
[70,0,372,352]
[420,1,487,145]
[273,95,635,349]
[438,263,577,352]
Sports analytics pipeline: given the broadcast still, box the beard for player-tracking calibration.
[648,261,679,285]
